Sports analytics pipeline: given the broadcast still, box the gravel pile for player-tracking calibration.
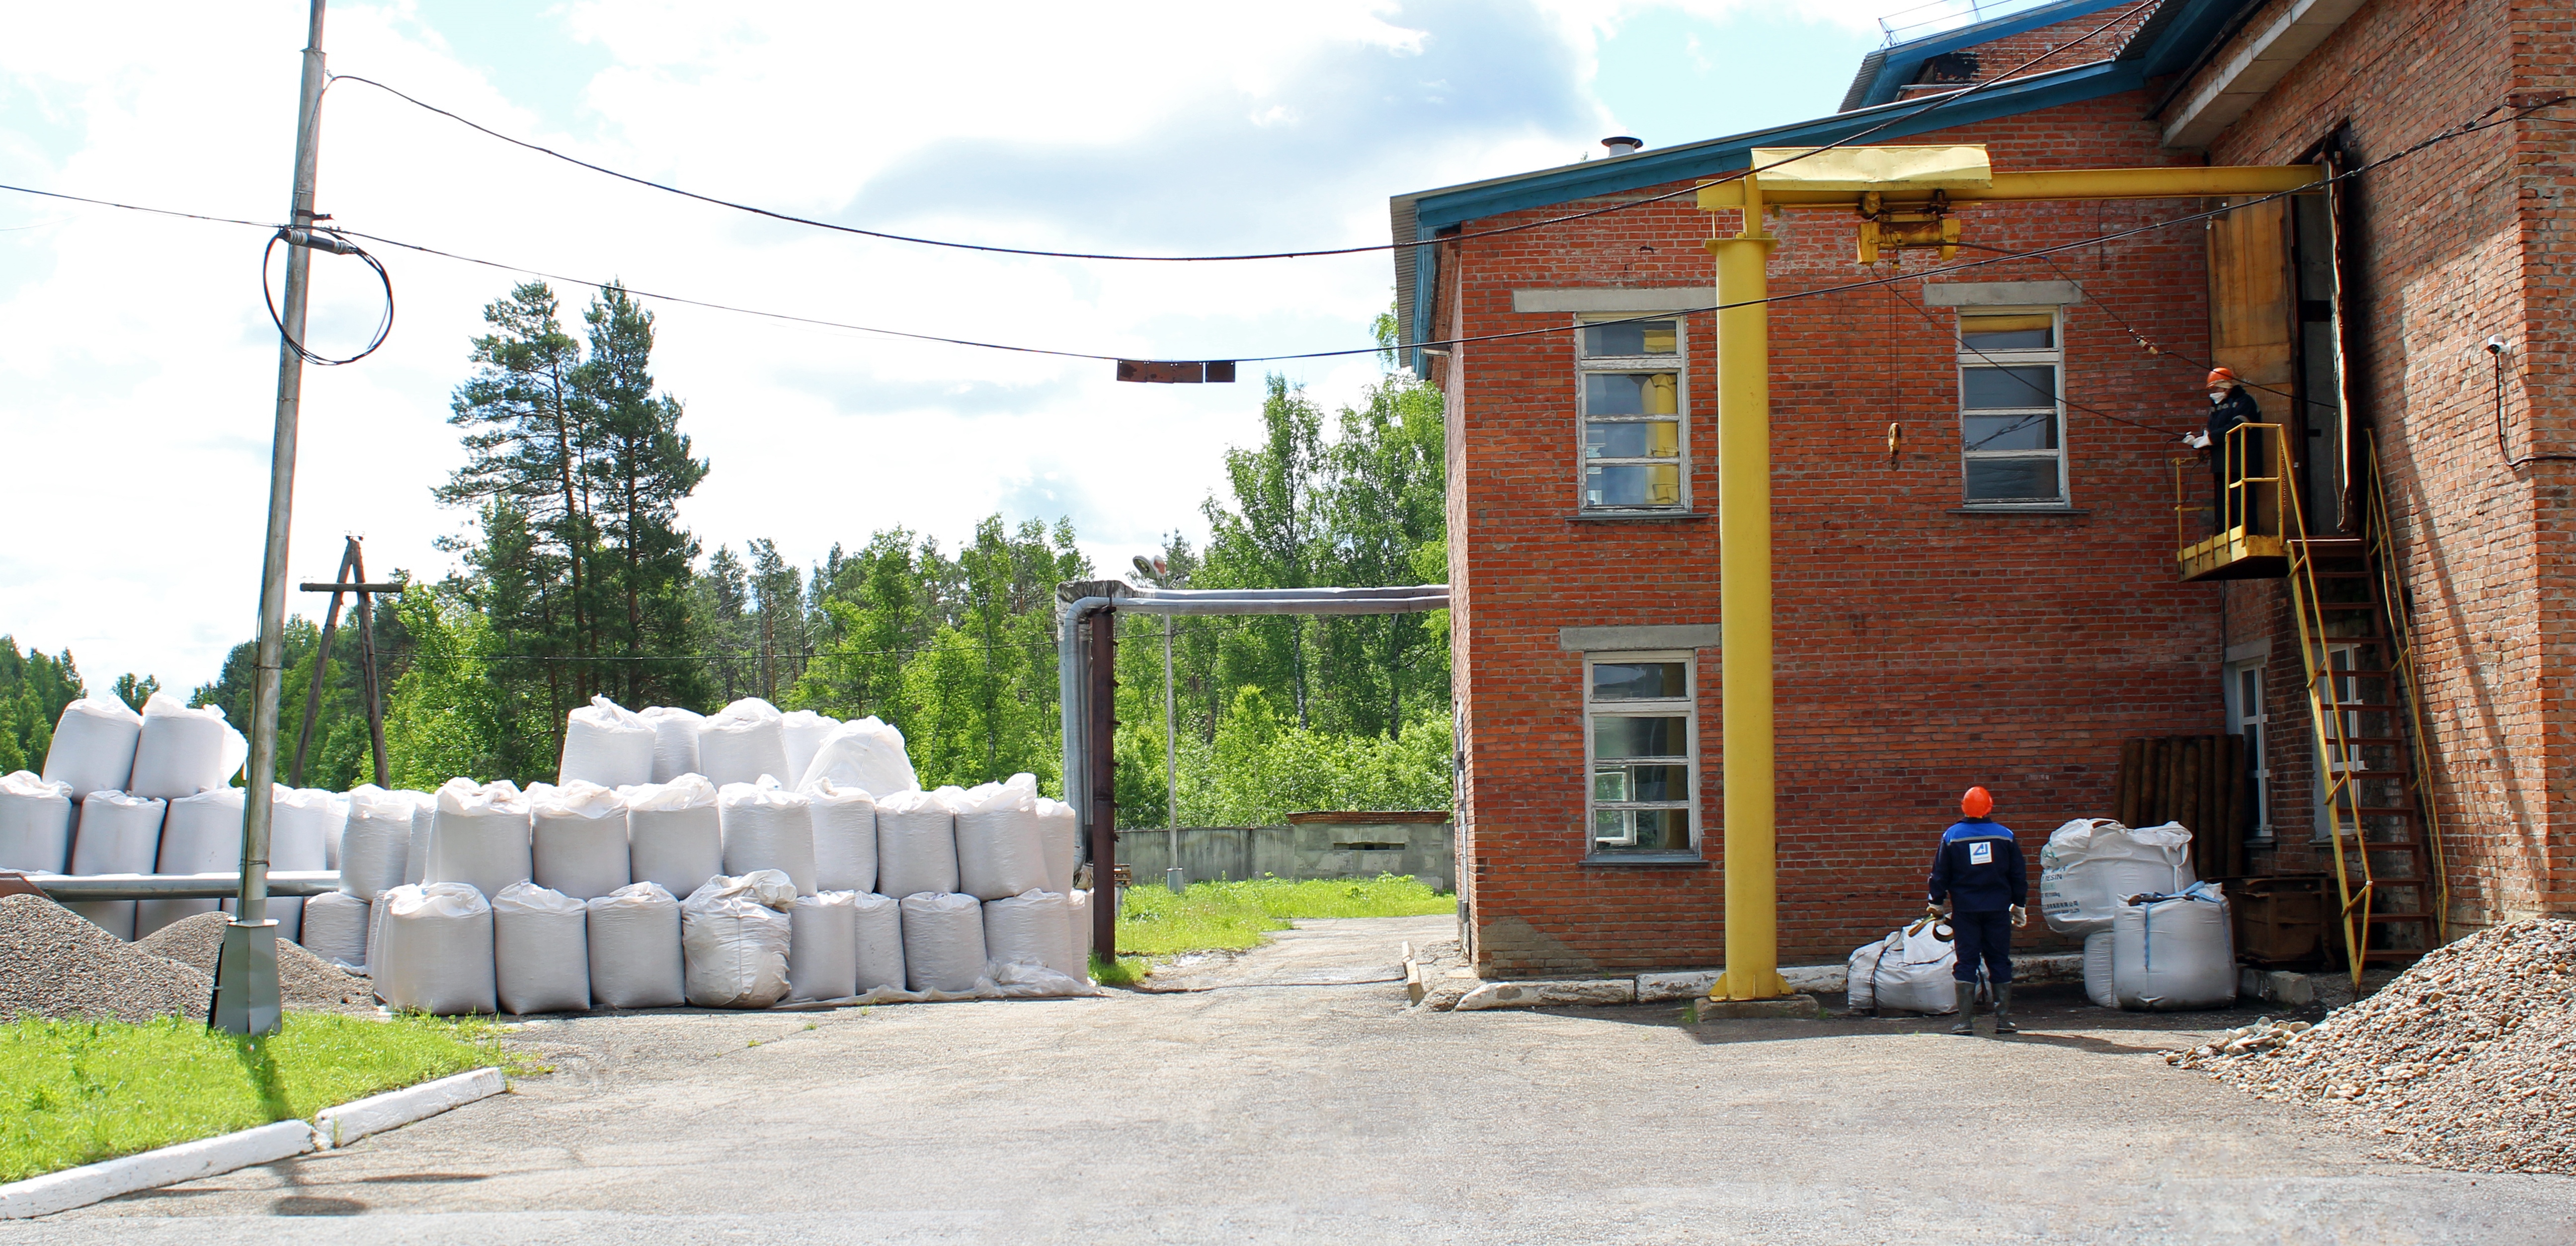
[2171,918,2576,1173]
[0,894,212,1023]
[137,911,378,1012]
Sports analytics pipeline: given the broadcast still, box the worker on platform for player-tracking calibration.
[2185,367,2265,533]
[1927,785,2027,1036]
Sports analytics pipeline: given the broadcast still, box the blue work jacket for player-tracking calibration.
[1927,819,2027,914]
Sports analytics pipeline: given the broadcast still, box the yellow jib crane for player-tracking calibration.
[1694,146,2321,1002]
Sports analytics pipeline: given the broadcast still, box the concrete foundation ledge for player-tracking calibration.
[314,1067,507,1149]
[0,1119,317,1220]
[1454,979,1637,1010]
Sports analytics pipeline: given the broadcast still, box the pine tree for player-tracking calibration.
[576,284,712,711]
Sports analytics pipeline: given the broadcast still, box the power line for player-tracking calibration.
[0,94,2545,368]
[320,1,2154,264]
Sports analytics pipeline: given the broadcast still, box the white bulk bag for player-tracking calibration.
[787,891,859,1002]
[798,715,917,795]
[338,786,413,900]
[779,711,839,794]
[42,694,143,801]
[493,880,591,1014]
[681,870,796,1008]
[639,706,704,784]
[144,786,243,936]
[65,902,136,940]
[2083,930,2116,1009]
[69,790,164,875]
[0,771,74,873]
[530,779,632,900]
[403,790,435,885]
[719,779,816,895]
[2112,882,2235,1011]
[135,898,215,939]
[587,881,684,1009]
[955,774,1046,901]
[625,775,724,901]
[324,792,344,870]
[900,891,987,993]
[558,695,657,789]
[1065,888,1093,972]
[1035,797,1078,897]
[378,882,498,1015]
[2039,819,2197,934]
[302,890,371,970]
[805,780,878,894]
[851,891,905,993]
[272,786,339,874]
[697,698,790,789]
[427,778,533,903]
[876,787,961,898]
[126,692,247,799]
[1843,918,1958,1014]
[983,889,1076,979]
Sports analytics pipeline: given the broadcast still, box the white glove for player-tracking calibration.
[2010,905,2028,928]
[2181,431,2211,450]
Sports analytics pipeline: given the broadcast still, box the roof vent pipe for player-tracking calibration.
[1602,136,1642,156]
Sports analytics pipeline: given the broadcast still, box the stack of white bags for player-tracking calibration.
[4,692,1099,1018]
[1844,817,2232,1015]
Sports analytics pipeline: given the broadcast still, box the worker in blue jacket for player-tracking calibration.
[1927,785,2028,1035]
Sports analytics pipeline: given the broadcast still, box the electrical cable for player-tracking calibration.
[0,93,2546,369]
[319,0,2156,264]
[1884,282,2173,446]
[261,228,396,365]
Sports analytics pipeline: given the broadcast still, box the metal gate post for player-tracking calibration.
[1087,607,1119,960]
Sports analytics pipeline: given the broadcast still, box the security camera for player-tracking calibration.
[2486,336,2508,355]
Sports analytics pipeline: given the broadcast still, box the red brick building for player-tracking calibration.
[1392,0,2574,976]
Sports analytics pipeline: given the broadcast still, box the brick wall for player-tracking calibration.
[2198,0,2576,930]
[1445,90,2229,974]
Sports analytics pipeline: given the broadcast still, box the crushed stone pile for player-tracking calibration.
[2170,918,2576,1173]
[137,911,378,1012]
[0,894,212,1023]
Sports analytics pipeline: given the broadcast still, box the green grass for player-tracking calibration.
[1089,954,1150,987]
[1115,873,1455,957]
[0,1012,509,1183]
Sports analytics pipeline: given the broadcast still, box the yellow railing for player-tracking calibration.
[2172,422,2285,578]
[2362,430,2448,944]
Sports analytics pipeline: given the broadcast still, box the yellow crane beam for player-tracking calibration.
[1697,147,2319,1002]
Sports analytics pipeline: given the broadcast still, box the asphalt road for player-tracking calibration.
[24,915,2576,1244]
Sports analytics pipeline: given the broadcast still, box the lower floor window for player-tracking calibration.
[1587,652,1697,854]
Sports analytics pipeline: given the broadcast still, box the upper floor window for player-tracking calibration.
[1957,309,2066,506]
[1579,317,1687,511]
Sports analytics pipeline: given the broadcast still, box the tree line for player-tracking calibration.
[179,285,1452,826]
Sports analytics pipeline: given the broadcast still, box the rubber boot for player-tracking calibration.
[1949,982,1977,1035]
[1992,984,2018,1035]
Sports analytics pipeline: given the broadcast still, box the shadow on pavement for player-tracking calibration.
[1514,983,2312,1050]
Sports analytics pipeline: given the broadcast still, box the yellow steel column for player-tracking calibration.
[1707,177,1790,1002]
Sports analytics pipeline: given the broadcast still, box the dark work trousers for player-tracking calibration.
[2212,431,2262,534]
[1950,910,2014,985]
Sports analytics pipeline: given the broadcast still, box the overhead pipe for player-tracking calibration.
[13,870,343,900]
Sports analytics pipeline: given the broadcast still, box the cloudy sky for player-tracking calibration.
[0,0,1899,694]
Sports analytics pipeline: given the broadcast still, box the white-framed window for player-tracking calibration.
[1584,650,1697,855]
[1956,307,2067,506]
[2225,658,2272,840]
[1577,316,1688,511]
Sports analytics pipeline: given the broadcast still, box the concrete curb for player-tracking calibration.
[1427,954,2090,1012]
[0,1066,506,1220]
[0,1120,316,1220]
[314,1067,507,1149]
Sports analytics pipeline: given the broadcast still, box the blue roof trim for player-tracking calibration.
[1404,59,2144,354]
[2124,0,2259,79]
[1848,0,2139,110]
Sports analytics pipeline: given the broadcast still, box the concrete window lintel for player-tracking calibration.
[1559,624,1723,652]
[1512,288,1715,314]
[1920,280,2084,308]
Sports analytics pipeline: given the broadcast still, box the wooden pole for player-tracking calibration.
[351,542,390,788]
[1086,608,1119,961]
[288,539,359,787]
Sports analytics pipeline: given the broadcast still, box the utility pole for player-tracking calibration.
[214,0,330,1036]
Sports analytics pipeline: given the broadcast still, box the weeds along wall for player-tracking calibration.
[2194,0,2576,930]
[1440,86,2227,975]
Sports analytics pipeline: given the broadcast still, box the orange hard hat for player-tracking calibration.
[2206,366,2238,389]
[1961,786,1995,818]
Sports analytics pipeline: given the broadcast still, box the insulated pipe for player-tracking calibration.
[21,871,342,900]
